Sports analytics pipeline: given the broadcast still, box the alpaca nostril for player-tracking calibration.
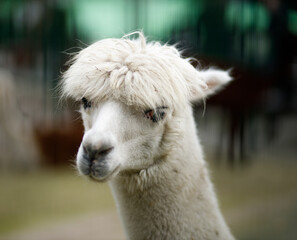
[83,145,96,162]
[83,144,114,163]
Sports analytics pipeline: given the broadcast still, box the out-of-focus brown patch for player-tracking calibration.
[34,121,84,166]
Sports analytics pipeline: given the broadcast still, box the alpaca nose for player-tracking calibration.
[82,143,114,163]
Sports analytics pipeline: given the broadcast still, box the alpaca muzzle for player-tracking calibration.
[78,142,115,180]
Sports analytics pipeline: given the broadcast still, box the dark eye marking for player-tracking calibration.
[144,106,167,123]
[82,97,91,109]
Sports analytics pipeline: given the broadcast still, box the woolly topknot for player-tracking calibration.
[62,31,207,110]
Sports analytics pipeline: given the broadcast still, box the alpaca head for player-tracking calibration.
[62,32,232,182]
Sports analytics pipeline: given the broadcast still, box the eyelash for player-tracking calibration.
[144,107,167,123]
[82,97,91,109]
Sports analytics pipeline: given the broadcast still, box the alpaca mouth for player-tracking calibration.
[89,164,120,182]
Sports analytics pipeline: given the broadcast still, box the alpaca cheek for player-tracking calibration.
[120,132,162,170]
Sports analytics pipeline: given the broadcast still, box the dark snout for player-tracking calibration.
[79,143,114,178]
[83,144,114,163]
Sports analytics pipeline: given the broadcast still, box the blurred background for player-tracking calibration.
[0,0,296,239]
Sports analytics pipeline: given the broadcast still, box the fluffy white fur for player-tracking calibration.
[62,32,234,240]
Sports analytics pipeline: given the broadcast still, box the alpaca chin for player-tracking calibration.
[89,164,121,182]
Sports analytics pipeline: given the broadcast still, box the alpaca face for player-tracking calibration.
[62,32,232,181]
[76,99,170,181]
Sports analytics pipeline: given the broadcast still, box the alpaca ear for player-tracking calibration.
[189,68,232,102]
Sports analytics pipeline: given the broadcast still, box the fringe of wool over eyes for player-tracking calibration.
[61,32,211,111]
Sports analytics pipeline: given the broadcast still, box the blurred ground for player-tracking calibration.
[1,158,296,240]
[0,114,296,240]
[2,211,124,240]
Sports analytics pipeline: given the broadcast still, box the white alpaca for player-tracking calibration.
[62,32,235,240]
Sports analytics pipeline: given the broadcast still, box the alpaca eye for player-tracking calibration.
[144,107,167,123]
[82,97,91,109]
[144,109,156,122]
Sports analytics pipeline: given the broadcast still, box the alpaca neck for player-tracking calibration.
[110,109,234,240]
